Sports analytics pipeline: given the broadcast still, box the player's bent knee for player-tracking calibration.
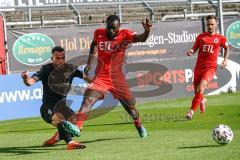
[51,113,65,126]
[67,115,77,124]
[200,83,208,93]
[51,119,60,127]
[79,106,91,114]
[80,97,98,112]
[196,80,207,94]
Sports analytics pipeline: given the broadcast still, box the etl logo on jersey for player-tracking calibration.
[202,45,214,53]
[99,41,117,52]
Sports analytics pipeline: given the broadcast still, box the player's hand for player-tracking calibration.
[221,59,227,69]
[83,77,92,83]
[21,71,29,79]
[187,49,194,56]
[84,65,91,76]
[142,18,152,32]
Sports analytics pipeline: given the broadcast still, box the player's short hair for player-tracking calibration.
[206,15,217,21]
[52,46,65,54]
[106,14,120,24]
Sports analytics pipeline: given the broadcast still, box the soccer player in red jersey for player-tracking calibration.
[76,15,152,137]
[186,15,229,120]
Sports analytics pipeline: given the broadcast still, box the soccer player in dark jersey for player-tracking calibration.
[21,46,90,149]
[185,15,229,120]
[76,15,152,137]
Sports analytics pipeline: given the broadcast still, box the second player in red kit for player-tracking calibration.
[87,27,136,100]
[76,15,152,137]
[186,15,229,120]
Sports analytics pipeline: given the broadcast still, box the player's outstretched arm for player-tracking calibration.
[133,18,152,43]
[221,46,229,69]
[21,71,36,86]
[84,41,97,76]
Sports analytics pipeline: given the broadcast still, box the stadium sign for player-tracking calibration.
[7,19,239,72]
[12,33,55,66]
[7,21,201,72]
[226,21,240,49]
[12,0,131,6]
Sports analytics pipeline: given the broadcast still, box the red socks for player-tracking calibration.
[134,119,141,128]
[76,112,88,129]
[191,93,204,112]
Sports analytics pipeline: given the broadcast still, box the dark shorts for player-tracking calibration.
[40,99,75,124]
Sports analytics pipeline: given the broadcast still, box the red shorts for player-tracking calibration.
[193,68,216,86]
[87,75,134,100]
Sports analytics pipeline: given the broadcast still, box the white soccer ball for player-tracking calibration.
[227,86,236,93]
[212,124,233,145]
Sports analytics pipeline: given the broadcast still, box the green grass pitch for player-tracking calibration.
[0,93,239,160]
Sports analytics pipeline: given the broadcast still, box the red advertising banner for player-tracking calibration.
[0,14,6,74]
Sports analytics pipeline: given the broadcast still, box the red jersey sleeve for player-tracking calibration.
[221,36,228,49]
[123,29,137,43]
[192,34,201,50]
